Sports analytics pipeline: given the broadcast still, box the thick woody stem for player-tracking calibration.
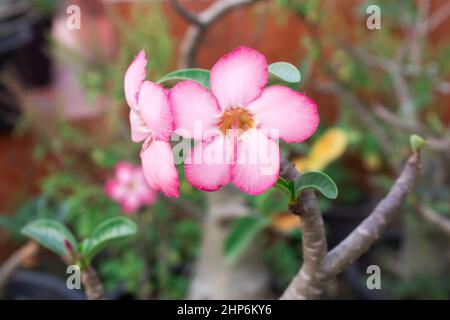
[280,190,328,299]
[81,266,105,300]
[279,151,421,299]
[323,152,421,276]
[279,161,328,300]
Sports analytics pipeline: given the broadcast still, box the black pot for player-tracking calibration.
[3,269,139,300]
[4,269,86,300]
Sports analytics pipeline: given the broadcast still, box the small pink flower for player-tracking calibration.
[105,162,157,214]
[170,46,319,195]
[124,50,179,197]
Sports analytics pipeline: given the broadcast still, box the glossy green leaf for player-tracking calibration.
[80,217,137,263]
[157,68,210,89]
[410,134,426,152]
[275,177,296,202]
[224,216,268,264]
[268,62,301,84]
[21,219,77,257]
[295,171,338,199]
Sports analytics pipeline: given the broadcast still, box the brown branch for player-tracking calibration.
[340,44,415,118]
[415,204,450,236]
[421,2,450,33]
[312,81,393,159]
[374,104,450,153]
[323,152,421,276]
[0,241,39,293]
[279,161,328,300]
[81,266,105,300]
[373,104,424,133]
[280,190,328,299]
[279,151,421,299]
[170,0,204,27]
[175,0,264,68]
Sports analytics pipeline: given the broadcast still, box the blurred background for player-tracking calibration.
[0,0,449,300]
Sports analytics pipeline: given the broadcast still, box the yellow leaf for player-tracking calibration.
[363,152,382,171]
[307,128,348,171]
[293,157,308,172]
[270,212,300,234]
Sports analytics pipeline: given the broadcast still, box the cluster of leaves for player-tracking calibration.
[223,172,337,264]
[21,217,137,267]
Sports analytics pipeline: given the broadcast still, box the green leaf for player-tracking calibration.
[224,216,267,264]
[295,171,338,199]
[275,177,295,201]
[21,219,77,257]
[157,68,210,89]
[410,134,427,152]
[79,217,137,263]
[269,62,301,84]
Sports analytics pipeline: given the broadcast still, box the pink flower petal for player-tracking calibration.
[139,188,157,205]
[169,80,221,140]
[248,86,319,143]
[231,129,280,195]
[121,194,141,214]
[184,135,234,192]
[105,180,126,201]
[129,109,151,143]
[138,81,174,141]
[115,162,135,183]
[124,50,147,109]
[135,169,158,205]
[141,139,179,197]
[210,46,268,110]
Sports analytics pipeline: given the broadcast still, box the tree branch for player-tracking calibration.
[170,0,204,27]
[174,0,264,68]
[0,241,39,293]
[373,104,450,152]
[323,152,421,276]
[415,204,450,237]
[312,81,393,159]
[278,150,421,299]
[279,161,328,300]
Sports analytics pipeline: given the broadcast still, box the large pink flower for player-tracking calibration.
[170,46,319,195]
[105,162,157,214]
[124,50,179,197]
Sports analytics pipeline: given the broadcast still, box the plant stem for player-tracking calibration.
[81,266,105,300]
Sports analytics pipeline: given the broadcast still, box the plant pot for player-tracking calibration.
[3,269,85,300]
[3,269,133,300]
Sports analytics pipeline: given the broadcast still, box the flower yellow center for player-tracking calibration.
[218,108,254,134]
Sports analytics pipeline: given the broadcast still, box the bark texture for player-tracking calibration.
[280,152,421,299]
[189,188,270,299]
[81,266,105,300]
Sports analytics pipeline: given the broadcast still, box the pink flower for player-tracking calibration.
[105,162,157,214]
[124,50,179,197]
[170,46,319,195]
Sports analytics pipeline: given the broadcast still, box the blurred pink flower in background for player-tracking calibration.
[170,46,319,195]
[105,162,157,214]
[124,50,179,197]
